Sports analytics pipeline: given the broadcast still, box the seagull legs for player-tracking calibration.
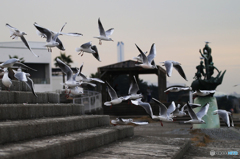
[160,121,163,127]
[99,40,102,45]
[78,51,84,56]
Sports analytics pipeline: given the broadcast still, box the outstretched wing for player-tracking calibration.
[135,44,148,64]
[147,43,156,64]
[152,98,167,116]
[91,45,101,62]
[98,18,106,37]
[56,58,73,81]
[173,64,187,81]
[196,103,209,119]
[105,28,114,37]
[128,76,139,95]
[106,81,118,100]
[26,77,38,97]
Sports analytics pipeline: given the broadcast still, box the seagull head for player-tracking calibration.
[109,38,114,42]
[200,119,206,124]
[22,32,27,35]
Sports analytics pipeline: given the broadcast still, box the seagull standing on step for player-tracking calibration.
[160,60,188,81]
[6,23,39,57]
[13,67,37,97]
[213,109,234,127]
[135,43,157,69]
[2,68,12,90]
[184,102,209,128]
[104,81,129,107]
[94,18,114,45]
[76,42,101,61]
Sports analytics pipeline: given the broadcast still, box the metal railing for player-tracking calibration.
[72,90,102,113]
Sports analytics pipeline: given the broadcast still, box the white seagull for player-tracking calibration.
[125,76,143,100]
[133,51,148,63]
[184,102,209,127]
[13,68,37,97]
[76,42,101,61]
[135,43,157,69]
[6,23,39,57]
[34,22,64,52]
[131,98,176,126]
[56,58,81,90]
[192,90,215,96]
[164,86,192,93]
[160,60,187,81]
[79,63,104,85]
[111,117,148,126]
[213,109,234,127]
[0,58,37,71]
[171,104,187,117]
[94,18,114,45]
[104,81,129,107]
[2,68,12,90]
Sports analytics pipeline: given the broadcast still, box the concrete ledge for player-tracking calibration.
[0,125,134,159]
[0,115,110,144]
[0,91,59,104]
[0,104,84,120]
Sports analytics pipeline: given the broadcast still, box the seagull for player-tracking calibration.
[182,103,201,111]
[192,90,215,96]
[94,18,114,45]
[65,86,83,97]
[56,58,81,97]
[164,86,192,93]
[131,98,175,126]
[160,60,187,81]
[111,117,148,126]
[34,22,65,52]
[124,76,143,101]
[135,43,157,69]
[79,63,104,85]
[133,51,148,63]
[6,23,39,57]
[171,104,186,117]
[13,67,37,97]
[213,109,234,127]
[76,42,101,61]
[104,81,129,107]
[2,68,12,90]
[0,58,37,71]
[184,102,209,128]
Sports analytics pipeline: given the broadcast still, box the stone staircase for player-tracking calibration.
[0,80,134,159]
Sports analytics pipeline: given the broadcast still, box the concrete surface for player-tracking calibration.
[0,104,84,120]
[0,91,59,104]
[0,125,133,159]
[0,115,110,144]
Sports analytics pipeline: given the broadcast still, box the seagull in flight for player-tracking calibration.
[125,76,143,101]
[164,86,192,93]
[213,109,234,128]
[192,90,215,96]
[6,23,39,57]
[131,98,176,126]
[104,81,129,107]
[94,18,114,45]
[135,43,157,69]
[160,60,187,81]
[0,58,37,71]
[76,42,101,62]
[184,102,209,128]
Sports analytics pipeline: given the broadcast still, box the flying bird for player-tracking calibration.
[124,76,143,101]
[164,86,192,93]
[135,43,157,69]
[76,42,101,62]
[171,104,186,117]
[160,60,187,81]
[6,23,39,57]
[104,81,129,107]
[0,58,37,71]
[184,102,209,128]
[192,90,215,96]
[213,109,234,128]
[79,63,104,85]
[94,18,114,45]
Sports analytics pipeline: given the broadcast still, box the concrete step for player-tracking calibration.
[0,79,31,92]
[0,115,110,144]
[0,125,133,159]
[0,91,59,104]
[70,136,190,159]
[0,104,84,120]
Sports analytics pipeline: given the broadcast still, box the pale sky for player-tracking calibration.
[0,0,240,94]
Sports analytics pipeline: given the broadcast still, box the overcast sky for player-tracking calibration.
[0,0,239,94]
